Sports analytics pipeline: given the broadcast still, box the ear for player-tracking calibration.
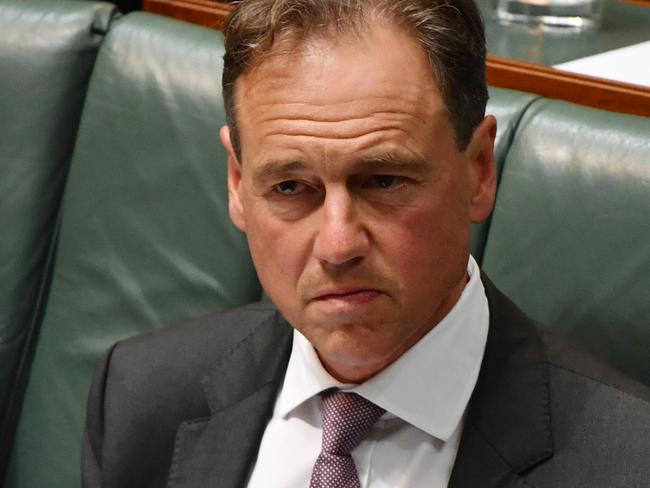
[465,115,497,224]
[220,125,246,232]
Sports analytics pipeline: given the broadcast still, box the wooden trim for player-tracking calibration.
[142,0,650,117]
[142,0,232,29]
[141,0,649,26]
[619,0,650,7]
[487,55,650,117]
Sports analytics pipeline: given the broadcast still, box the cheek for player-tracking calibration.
[381,195,470,287]
[242,198,311,296]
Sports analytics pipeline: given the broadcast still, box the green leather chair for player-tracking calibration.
[4,12,260,488]
[0,0,118,476]
[482,99,650,385]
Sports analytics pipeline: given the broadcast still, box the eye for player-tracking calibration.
[274,180,305,195]
[365,175,406,190]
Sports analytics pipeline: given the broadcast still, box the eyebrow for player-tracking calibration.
[251,153,431,186]
[353,153,432,176]
[252,160,309,188]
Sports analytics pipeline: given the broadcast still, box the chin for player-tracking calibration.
[321,332,395,365]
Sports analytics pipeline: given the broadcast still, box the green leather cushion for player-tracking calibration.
[0,0,117,458]
[471,87,538,262]
[482,99,650,384]
[6,13,260,488]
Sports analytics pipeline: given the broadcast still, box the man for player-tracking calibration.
[82,0,650,487]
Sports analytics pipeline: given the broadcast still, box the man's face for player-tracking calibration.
[221,23,496,382]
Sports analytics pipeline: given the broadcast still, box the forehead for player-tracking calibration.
[233,22,454,166]
[236,22,444,114]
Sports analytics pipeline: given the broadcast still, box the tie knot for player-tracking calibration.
[320,391,385,456]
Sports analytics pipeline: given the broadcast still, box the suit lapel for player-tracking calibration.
[167,310,293,488]
[449,276,554,488]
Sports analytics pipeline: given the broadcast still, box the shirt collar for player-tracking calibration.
[275,255,489,442]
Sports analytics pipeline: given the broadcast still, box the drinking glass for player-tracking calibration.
[497,0,605,31]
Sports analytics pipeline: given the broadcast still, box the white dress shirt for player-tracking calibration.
[246,256,489,487]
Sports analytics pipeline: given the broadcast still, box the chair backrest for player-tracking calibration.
[0,0,117,474]
[4,12,261,488]
[482,99,650,384]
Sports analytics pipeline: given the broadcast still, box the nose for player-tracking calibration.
[312,188,370,267]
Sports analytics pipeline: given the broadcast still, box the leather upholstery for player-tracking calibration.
[0,0,117,472]
[482,99,650,384]
[4,13,260,488]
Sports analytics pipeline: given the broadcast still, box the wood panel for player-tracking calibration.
[143,0,650,117]
[621,0,650,7]
[143,0,232,29]
[487,56,650,117]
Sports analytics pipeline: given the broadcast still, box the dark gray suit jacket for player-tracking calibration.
[82,278,650,487]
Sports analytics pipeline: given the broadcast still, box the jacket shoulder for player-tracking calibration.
[107,299,280,411]
[531,330,650,486]
[481,276,650,486]
[542,329,650,402]
[114,300,278,364]
[83,300,282,487]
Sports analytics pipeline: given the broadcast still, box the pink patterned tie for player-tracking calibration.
[310,390,386,488]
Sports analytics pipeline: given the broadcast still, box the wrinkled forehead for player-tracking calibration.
[232,23,443,122]
[230,24,455,166]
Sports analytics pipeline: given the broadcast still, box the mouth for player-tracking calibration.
[312,288,383,305]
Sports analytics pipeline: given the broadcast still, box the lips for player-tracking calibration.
[312,288,382,304]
